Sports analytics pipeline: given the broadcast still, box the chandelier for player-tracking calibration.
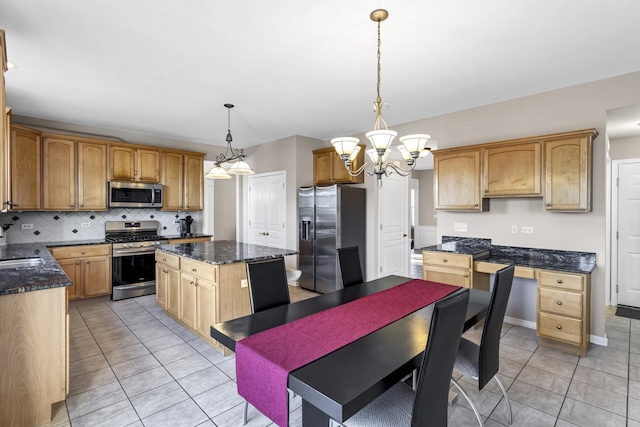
[331,9,433,186]
[206,103,255,179]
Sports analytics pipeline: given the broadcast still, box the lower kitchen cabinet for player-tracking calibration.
[50,244,112,300]
[422,251,489,291]
[0,286,68,427]
[155,251,180,315]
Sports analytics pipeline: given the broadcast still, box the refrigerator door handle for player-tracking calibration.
[301,220,312,240]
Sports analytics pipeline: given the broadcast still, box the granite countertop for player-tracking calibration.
[0,243,72,295]
[421,237,596,274]
[156,240,298,265]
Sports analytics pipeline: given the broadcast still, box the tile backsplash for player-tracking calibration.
[0,209,203,244]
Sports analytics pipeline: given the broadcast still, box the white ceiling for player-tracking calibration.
[2,0,640,151]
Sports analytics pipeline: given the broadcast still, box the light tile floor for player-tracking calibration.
[43,286,640,427]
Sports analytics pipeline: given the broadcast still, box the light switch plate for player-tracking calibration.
[240,279,248,288]
[454,223,467,232]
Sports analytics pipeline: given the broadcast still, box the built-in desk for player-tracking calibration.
[422,237,596,356]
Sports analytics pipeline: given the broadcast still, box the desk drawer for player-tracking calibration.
[538,312,582,345]
[155,251,180,269]
[539,288,582,318]
[423,252,471,269]
[50,244,111,259]
[181,257,217,282]
[474,261,536,279]
[538,270,584,292]
[424,266,471,288]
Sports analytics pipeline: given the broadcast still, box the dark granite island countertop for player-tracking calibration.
[421,237,596,274]
[156,240,299,265]
[0,243,72,295]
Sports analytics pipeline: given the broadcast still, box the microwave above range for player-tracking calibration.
[108,181,163,208]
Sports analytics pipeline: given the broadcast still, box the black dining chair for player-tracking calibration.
[341,289,470,427]
[337,246,364,288]
[243,257,292,424]
[450,265,515,427]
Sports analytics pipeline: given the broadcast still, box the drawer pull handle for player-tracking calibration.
[556,325,562,330]
[557,279,563,284]
[557,301,563,305]
[190,281,195,285]
[443,259,447,263]
[464,274,469,278]
[192,268,197,272]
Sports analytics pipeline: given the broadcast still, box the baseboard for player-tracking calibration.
[504,316,608,347]
[590,334,608,346]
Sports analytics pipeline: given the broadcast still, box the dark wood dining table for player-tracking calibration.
[210,275,490,427]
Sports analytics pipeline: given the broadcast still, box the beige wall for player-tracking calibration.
[609,135,640,160]
[413,169,436,226]
[213,179,237,240]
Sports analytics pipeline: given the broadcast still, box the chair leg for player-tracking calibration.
[494,376,512,425]
[451,378,484,427]
[412,369,418,391]
[243,401,248,424]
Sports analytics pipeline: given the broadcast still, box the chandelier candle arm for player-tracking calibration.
[330,9,433,187]
[206,103,255,179]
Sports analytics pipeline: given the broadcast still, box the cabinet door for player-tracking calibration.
[77,141,107,210]
[109,145,135,181]
[83,255,111,297]
[1,108,9,212]
[180,273,198,329]
[544,136,591,211]
[57,258,82,300]
[482,142,541,197]
[43,138,76,210]
[314,150,334,185]
[423,266,471,288]
[196,279,217,337]
[161,152,184,210]
[137,149,161,183]
[166,267,181,318]
[434,149,487,211]
[155,263,168,309]
[9,126,41,210]
[183,154,204,210]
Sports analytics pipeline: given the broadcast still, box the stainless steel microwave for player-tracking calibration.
[108,182,163,208]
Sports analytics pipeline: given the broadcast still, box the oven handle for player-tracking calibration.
[112,248,159,257]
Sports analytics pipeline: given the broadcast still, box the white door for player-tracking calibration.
[248,172,286,248]
[617,161,640,307]
[378,173,410,277]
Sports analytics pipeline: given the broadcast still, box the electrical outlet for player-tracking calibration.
[521,226,534,234]
[511,225,518,235]
[454,223,467,232]
[81,222,91,228]
[21,223,33,230]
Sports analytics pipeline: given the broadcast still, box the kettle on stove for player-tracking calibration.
[179,215,193,236]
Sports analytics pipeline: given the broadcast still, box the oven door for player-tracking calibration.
[111,252,157,300]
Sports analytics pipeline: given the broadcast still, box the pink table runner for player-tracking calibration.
[235,279,460,427]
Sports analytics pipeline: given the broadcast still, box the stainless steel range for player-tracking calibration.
[105,220,168,300]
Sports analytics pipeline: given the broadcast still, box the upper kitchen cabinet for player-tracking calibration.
[109,144,161,183]
[434,148,489,211]
[544,129,598,212]
[482,141,541,197]
[8,125,41,210]
[313,145,365,185]
[161,151,204,211]
[42,135,108,211]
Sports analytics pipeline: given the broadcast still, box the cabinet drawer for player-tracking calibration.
[538,312,583,345]
[539,288,582,318]
[424,266,471,288]
[474,261,536,279]
[156,251,180,269]
[181,257,217,282]
[50,244,111,259]
[423,252,471,269]
[538,270,584,292]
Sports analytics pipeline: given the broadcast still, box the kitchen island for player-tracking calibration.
[155,240,298,354]
[0,243,71,427]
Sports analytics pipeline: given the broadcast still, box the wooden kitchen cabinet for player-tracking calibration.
[161,151,204,211]
[0,32,7,213]
[155,251,181,311]
[167,236,212,244]
[422,251,489,291]
[180,273,198,330]
[537,269,590,356]
[109,144,161,183]
[8,125,41,210]
[313,145,365,185]
[433,148,489,211]
[544,130,597,212]
[482,141,541,197]
[50,244,112,300]
[42,136,108,211]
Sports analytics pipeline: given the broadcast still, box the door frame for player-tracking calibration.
[610,158,640,306]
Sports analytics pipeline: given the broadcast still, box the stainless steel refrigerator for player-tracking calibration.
[299,185,366,293]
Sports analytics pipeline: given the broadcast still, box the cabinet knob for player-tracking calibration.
[80,204,84,208]
[557,279,563,284]
[85,260,90,264]
[70,204,74,208]
[557,300,563,305]
[556,325,562,330]
[190,281,195,285]
[483,190,488,193]
[81,251,86,254]
[443,259,448,262]
[546,203,552,207]
[13,203,18,208]
[464,274,469,278]
[474,204,479,207]
[76,261,80,265]
[192,268,197,272]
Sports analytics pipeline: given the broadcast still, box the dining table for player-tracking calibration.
[210,275,491,427]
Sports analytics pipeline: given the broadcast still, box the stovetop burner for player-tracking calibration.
[105,220,166,244]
